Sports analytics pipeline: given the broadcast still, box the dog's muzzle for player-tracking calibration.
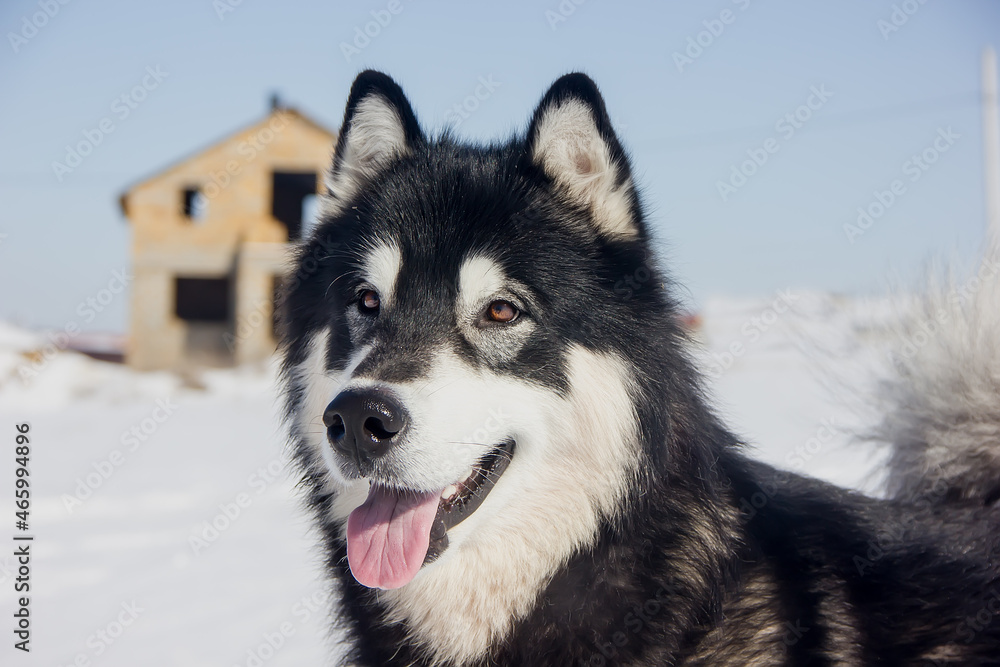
[323,387,515,590]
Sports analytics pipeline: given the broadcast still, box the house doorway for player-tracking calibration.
[174,275,235,366]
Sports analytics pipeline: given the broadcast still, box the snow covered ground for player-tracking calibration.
[0,294,903,666]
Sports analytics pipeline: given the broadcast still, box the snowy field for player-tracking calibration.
[0,293,902,666]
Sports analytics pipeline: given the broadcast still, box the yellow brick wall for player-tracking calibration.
[123,109,335,370]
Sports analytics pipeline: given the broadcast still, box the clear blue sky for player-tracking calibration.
[0,0,998,333]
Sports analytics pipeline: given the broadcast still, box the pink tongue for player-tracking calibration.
[346,485,441,590]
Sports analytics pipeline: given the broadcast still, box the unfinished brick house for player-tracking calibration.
[119,100,335,370]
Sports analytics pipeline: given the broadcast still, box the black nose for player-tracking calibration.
[323,388,408,467]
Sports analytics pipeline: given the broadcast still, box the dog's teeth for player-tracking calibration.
[442,485,458,500]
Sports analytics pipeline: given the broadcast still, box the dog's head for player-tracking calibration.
[282,72,667,603]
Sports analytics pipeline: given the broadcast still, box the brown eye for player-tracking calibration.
[358,289,380,314]
[486,300,519,323]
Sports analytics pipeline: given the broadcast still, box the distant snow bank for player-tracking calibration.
[0,321,278,410]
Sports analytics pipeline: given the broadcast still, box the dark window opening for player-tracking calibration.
[271,171,318,242]
[175,277,231,322]
[182,188,208,221]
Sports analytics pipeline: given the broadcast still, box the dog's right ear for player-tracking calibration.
[322,70,424,217]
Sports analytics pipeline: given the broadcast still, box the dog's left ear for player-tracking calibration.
[526,73,639,240]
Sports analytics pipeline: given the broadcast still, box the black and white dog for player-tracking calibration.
[280,71,1000,666]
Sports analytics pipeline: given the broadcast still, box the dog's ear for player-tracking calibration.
[526,73,638,240]
[322,70,424,216]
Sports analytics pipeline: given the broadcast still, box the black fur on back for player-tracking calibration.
[279,71,1000,666]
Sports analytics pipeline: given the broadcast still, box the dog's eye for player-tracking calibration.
[358,289,380,315]
[486,300,519,324]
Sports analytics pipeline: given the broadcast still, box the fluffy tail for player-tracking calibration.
[871,247,1000,507]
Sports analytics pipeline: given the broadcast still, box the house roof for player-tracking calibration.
[118,106,336,219]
